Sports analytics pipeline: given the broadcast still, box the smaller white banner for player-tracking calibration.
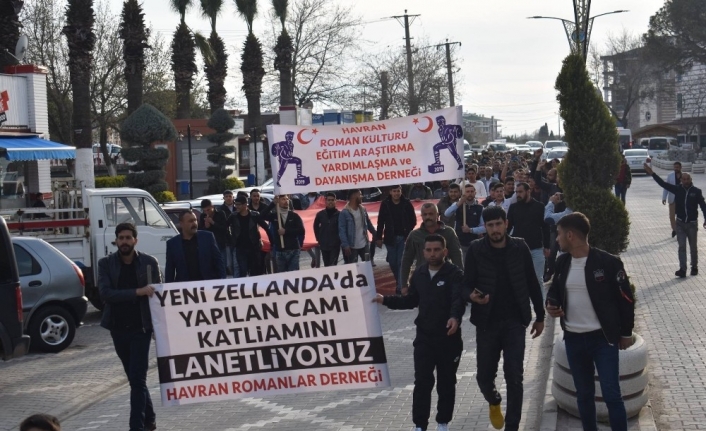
[267,106,465,195]
[149,263,389,406]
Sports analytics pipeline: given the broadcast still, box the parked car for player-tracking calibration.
[623,149,651,174]
[514,144,532,154]
[543,148,569,162]
[488,142,509,153]
[544,140,568,150]
[0,217,30,360]
[463,140,473,160]
[526,141,544,150]
[12,236,87,353]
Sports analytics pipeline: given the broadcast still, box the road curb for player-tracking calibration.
[539,317,561,430]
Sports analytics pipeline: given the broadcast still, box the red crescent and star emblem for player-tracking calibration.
[414,116,434,133]
[297,128,318,145]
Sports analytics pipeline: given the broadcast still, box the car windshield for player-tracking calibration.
[547,150,567,159]
[624,150,648,157]
[490,144,507,151]
[649,139,668,150]
[464,143,472,152]
[545,141,565,149]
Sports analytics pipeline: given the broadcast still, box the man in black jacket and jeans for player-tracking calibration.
[314,192,342,266]
[464,206,545,431]
[98,223,160,431]
[547,213,634,431]
[645,163,706,277]
[374,234,465,431]
[376,185,417,292]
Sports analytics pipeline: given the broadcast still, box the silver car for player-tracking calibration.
[12,237,88,353]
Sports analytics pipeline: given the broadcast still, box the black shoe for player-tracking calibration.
[676,269,687,278]
[146,422,156,431]
[692,267,698,276]
[672,230,677,238]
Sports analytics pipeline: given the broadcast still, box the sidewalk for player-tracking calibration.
[543,165,706,430]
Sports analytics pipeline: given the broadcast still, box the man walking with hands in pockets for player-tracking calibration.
[373,234,465,431]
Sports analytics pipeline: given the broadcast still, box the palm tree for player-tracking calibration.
[271,0,293,106]
[63,0,96,187]
[170,0,198,119]
[119,0,149,115]
[234,0,265,132]
[200,0,228,112]
[0,0,22,70]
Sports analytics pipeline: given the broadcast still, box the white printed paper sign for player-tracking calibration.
[267,106,465,195]
[149,263,389,406]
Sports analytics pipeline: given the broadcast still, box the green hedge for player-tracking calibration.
[153,191,176,203]
[95,175,126,188]
[222,177,245,190]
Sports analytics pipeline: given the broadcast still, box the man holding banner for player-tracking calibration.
[263,195,305,272]
[374,234,465,431]
[98,223,161,431]
[339,189,376,264]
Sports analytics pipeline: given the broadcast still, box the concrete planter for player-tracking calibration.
[552,333,648,421]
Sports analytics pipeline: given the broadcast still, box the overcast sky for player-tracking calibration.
[108,0,665,136]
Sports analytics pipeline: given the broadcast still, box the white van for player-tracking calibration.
[647,137,677,158]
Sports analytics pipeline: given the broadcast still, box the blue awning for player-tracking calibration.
[0,136,76,161]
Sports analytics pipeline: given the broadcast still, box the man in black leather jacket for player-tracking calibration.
[546,212,634,431]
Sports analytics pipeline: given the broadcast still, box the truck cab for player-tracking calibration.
[2,186,179,309]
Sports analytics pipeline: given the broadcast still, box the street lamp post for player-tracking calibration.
[528,3,628,62]
[187,124,193,199]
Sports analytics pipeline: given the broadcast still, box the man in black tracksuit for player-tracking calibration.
[546,212,634,431]
[314,192,342,266]
[507,183,550,289]
[645,164,706,277]
[464,206,545,431]
[376,185,417,292]
[374,234,465,431]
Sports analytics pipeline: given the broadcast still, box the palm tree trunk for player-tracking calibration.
[63,0,96,188]
[120,0,149,115]
[241,33,265,130]
[205,31,228,112]
[172,21,197,119]
[274,31,294,106]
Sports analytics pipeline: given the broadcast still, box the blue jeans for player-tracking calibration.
[385,236,406,291]
[564,330,627,431]
[111,330,155,431]
[614,184,627,204]
[275,249,300,272]
[530,248,546,300]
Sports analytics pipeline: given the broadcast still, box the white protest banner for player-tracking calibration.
[266,106,465,195]
[149,263,389,406]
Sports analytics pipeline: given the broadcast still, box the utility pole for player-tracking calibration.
[436,39,462,107]
[393,10,420,115]
[380,71,389,120]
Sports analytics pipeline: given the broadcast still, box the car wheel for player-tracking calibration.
[29,305,76,353]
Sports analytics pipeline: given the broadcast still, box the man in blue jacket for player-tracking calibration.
[645,163,706,277]
[165,210,226,282]
[98,222,161,431]
[339,189,376,263]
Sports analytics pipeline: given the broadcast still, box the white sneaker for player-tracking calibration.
[437,424,449,431]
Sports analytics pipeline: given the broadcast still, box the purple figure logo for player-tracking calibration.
[428,115,464,174]
[272,131,310,187]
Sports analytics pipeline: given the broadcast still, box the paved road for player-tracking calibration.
[0,251,552,431]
